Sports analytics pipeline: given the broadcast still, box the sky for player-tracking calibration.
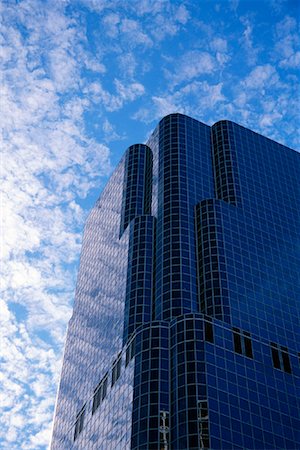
[1,0,299,448]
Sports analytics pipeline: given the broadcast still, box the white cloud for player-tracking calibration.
[152,95,181,118]
[115,79,145,100]
[134,81,225,123]
[226,63,299,147]
[259,111,282,128]
[102,119,125,142]
[85,79,145,111]
[239,16,260,65]
[133,0,167,16]
[276,15,297,38]
[210,37,228,53]
[180,81,225,106]
[120,18,153,47]
[102,12,153,48]
[49,47,79,91]
[279,51,300,69]
[100,1,190,48]
[274,15,300,69]
[174,4,190,25]
[209,38,230,66]
[117,52,138,78]
[167,50,217,87]
[0,298,61,449]
[29,427,52,449]
[149,4,190,41]
[230,0,239,12]
[243,64,279,90]
[102,12,121,38]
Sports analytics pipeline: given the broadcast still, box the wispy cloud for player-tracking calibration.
[134,81,225,123]
[239,16,260,65]
[243,64,279,90]
[165,50,217,87]
[274,15,300,69]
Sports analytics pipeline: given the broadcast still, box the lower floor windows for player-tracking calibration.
[92,373,108,415]
[204,321,214,343]
[111,353,122,386]
[126,337,135,366]
[271,342,292,374]
[233,327,253,358]
[74,404,86,441]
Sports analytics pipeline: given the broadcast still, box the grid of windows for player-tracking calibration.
[195,199,230,323]
[170,316,210,450]
[205,320,300,450]
[70,318,299,448]
[221,121,299,353]
[123,215,156,344]
[155,114,214,321]
[131,323,169,450]
[51,113,299,450]
[51,155,133,449]
[211,121,242,206]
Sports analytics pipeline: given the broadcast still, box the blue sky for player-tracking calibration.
[1,0,299,448]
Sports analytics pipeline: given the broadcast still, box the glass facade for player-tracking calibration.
[51,114,300,449]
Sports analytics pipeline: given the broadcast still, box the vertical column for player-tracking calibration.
[131,323,170,450]
[123,215,156,344]
[195,199,231,323]
[120,144,153,236]
[211,121,241,207]
[170,316,210,450]
[155,114,207,320]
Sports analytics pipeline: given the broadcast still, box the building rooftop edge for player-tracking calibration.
[157,113,299,154]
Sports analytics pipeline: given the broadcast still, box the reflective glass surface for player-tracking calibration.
[51,114,299,449]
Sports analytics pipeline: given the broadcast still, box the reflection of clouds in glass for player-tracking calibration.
[146,125,159,218]
[53,348,135,449]
[51,155,133,448]
[52,122,162,448]
[88,359,134,450]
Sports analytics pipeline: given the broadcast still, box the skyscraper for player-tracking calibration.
[51,113,300,449]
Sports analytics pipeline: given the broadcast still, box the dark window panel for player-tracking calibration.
[271,347,281,369]
[233,331,242,354]
[281,349,292,374]
[244,336,253,359]
[73,404,86,441]
[204,321,214,343]
[102,375,108,400]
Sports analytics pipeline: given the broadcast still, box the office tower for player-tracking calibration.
[51,114,300,449]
